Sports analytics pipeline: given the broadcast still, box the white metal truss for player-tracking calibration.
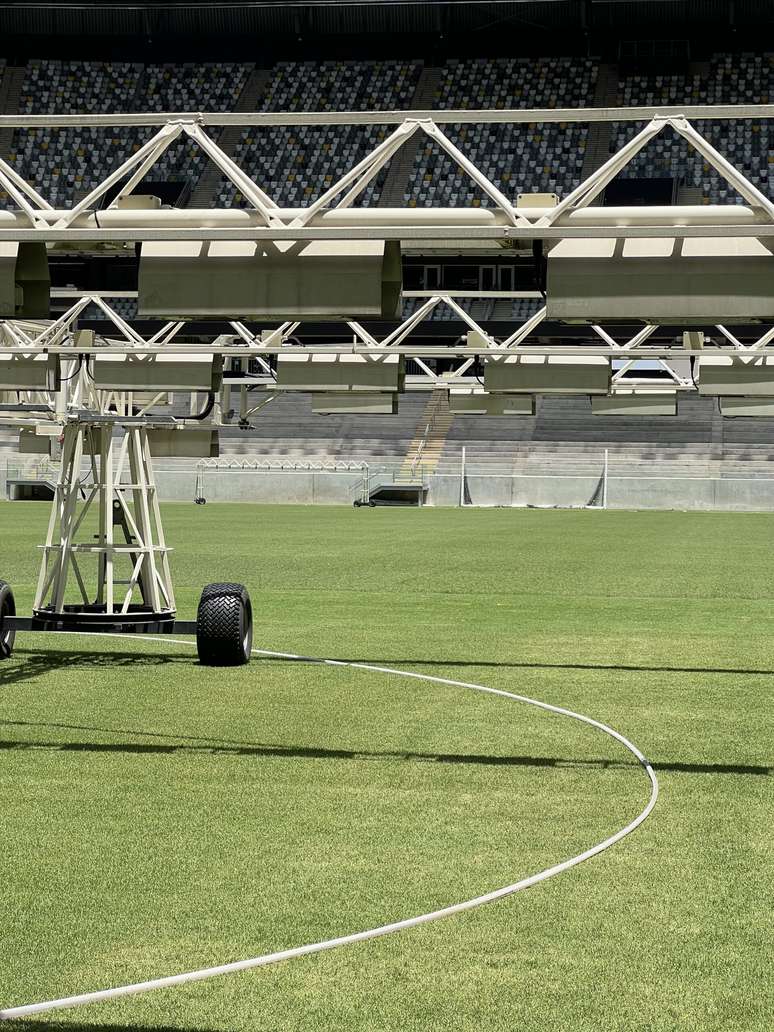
[0,295,772,364]
[0,107,773,391]
[1,108,774,242]
[2,101,774,630]
[33,421,174,619]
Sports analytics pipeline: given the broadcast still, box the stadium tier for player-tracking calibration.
[194,392,774,477]
[7,60,143,207]
[3,53,774,209]
[3,59,251,206]
[611,52,774,202]
[218,59,422,208]
[404,57,597,206]
[400,297,543,322]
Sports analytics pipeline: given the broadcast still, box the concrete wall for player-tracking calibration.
[607,475,774,511]
[155,467,366,506]
[147,467,774,512]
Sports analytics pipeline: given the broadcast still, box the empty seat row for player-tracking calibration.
[405,57,597,207]
[3,59,251,207]
[219,59,422,208]
[612,52,774,203]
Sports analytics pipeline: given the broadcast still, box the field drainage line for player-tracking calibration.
[0,634,658,1021]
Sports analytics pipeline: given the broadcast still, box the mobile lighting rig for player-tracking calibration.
[4,101,774,662]
[0,345,253,666]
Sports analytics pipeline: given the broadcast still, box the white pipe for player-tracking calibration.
[0,102,772,128]
[0,204,764,231]
[603,449,609,510]
[0,635,659,1021]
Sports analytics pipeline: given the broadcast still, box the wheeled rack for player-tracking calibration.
[0,415,253,667]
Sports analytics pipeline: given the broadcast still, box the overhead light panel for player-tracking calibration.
[546,236,774,324]
[311,393,399,415]
[0,354,59,391]
[138,240,402,320]
[89,353,223,392]
[276,353,405,393]
[448,388,535,415]
[0,243,50,319]
[591,391,677,416]
[698,354,774,396]
[484,354,610,394]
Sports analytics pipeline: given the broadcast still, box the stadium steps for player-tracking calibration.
[216,390,424,465]
[0,64,26,159]
[188,65,268,207]
[378,65,442,208]
[396,389,454,481]
[580,62,619,186]
[439,394,725,474]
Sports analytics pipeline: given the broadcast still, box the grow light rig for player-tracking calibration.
[4,101,774,663]
[0,341,253,666]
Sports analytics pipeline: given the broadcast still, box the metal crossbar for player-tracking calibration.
[4,104,774,128]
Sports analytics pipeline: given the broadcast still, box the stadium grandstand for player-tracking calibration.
[3,0,774,508]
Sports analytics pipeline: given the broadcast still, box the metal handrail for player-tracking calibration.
[410,420,432,478]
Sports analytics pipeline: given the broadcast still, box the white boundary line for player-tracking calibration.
[0,635,659,1020]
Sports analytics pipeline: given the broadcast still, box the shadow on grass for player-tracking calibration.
[0,647,194,688]
[5,644,774,682]
[256,654,774,678]
[0,721,769,776]
[1,1024,219,1032]
[1,649,770,777]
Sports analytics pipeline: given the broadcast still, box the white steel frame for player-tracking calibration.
[1,102,774,402]
[1,107,774,244]
[0,295,770,423]
[34,420,174,619]
[1,100,773,615]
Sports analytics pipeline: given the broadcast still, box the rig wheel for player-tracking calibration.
[196,582,252,667]
[0,580,16,660]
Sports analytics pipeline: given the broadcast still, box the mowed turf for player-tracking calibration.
[0,502,771,1032]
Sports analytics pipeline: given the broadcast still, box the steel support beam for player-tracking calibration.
[4,104,774,128]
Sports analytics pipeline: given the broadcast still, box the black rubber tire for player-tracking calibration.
[196,582,252,666]
[0,580,16,660]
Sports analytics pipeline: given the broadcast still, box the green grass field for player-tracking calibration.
[0,502,771,1032]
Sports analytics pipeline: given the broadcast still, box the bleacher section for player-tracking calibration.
[4,52,774,211]
[7,60,143,207]
[138,62,251,191]
[218,390,427,465]
[404,57,597,206]
[210,392,774,479]
[217,59,422,208]
[442,394,774,477]
[612,53,774,202]
[399,297,543,323]
[2,388,774,480]
[1,59,251,207]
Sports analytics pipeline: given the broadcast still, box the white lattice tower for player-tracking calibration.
[33,420,175,619]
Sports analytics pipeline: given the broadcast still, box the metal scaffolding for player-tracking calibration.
[33,419,175,626]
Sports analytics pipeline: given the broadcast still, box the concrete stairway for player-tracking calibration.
[439,394,729,475]
[378,65,442,208]
[217,390,425,465]
[396,389,454,481]
[0,64,26,160]
[580,62,619,187]
[188,65,269,207]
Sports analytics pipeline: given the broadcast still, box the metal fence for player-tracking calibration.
[8,453,774,511]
